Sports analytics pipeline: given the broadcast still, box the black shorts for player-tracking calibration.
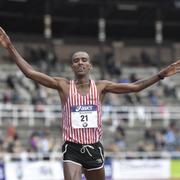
[62,141,104,171]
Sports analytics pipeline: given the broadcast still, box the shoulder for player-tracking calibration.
[53,77,70,87]
[96,80,113,86]
[94,80,111,91]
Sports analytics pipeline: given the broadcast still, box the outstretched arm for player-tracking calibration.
[102,60,180,94]
[0,27,62,89]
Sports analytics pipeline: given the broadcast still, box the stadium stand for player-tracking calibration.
[0,0,180,179]
[0,39,180,155]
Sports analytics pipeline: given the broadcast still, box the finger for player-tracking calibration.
[0,27,4,34]
[0,27,6,35]
[176,67,180,71]
[175,64,180,69]
[175,60,180,65]
[0,26,5,32]
[173,62,177,65]
[175,70,180,74]
[168,64,175,69]
[177,61,180,66]
[171,61,180,68]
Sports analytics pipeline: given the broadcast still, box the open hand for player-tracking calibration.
[160,60,180,77]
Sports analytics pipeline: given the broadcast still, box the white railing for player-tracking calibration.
[0,103,61,126]
[1,151,180,162]
[0,103,179,127]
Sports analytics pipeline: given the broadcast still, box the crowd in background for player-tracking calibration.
[0,42,180,155]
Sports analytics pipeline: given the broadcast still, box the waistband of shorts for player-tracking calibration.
[64,141,101,146]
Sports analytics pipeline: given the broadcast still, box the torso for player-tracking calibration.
[60,79,103,144]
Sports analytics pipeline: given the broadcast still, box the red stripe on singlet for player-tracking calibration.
[62,79,102,144]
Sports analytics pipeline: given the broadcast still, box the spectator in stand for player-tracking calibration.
[29,131,42,152]
[164,121,177,151]
[105,50,121,77]
[0,131,4,152]
[140,49,152,66]
[154,130,165,151]
[114,122,126,151]
[148,90,159,106]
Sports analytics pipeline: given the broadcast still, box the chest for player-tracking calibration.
[76,86,89,96]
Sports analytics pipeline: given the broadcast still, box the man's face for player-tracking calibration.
[71,51,92,76]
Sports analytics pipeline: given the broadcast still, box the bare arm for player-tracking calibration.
[102,60,180,94]
[0,27,63,89]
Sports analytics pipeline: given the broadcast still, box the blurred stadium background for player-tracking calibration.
[0,0,180,179]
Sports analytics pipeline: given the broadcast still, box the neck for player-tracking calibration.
[75,78,90,86]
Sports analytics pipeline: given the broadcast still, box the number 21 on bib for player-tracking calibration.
[71,105,98,128]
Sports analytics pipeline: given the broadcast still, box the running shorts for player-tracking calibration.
[62,141,104,171]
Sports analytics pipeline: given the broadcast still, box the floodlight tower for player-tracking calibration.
[98,1,106,79]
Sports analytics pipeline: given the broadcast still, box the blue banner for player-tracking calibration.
[104,158,112,180]
[0,163,5,180]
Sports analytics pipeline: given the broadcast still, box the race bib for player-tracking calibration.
[71,105,98,128]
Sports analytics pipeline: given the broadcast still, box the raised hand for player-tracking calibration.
[0,27,11,48]
[159,60,180,78]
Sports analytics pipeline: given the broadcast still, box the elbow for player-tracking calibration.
[133,85,143,93]
[25,73,30,79]
[23,69,34,79]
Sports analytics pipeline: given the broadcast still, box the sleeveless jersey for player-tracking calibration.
[62,79,102,144]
